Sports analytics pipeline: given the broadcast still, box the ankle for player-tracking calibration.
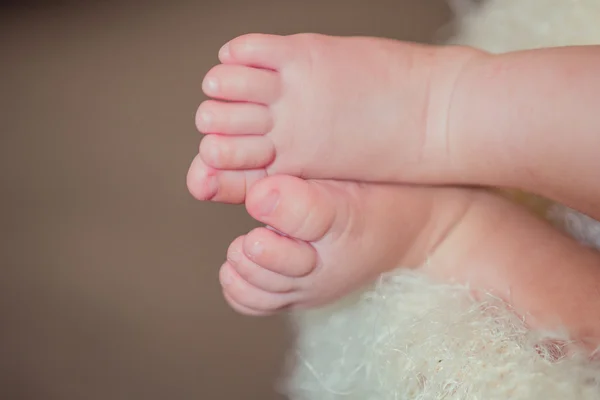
[423,45,491,181]
[402,187,478,267]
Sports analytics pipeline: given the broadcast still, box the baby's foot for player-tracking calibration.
[218,176,600,353]
[219,175,472,315]
[190,33,482,202]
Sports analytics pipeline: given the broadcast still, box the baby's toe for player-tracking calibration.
[199,134,275,170]
[196,100,273,135]
[219,34,292,70]
[246,176,339,242]
[243,227,317,278]
[202,64,281,104]
[186,155,266,203]
[221,291,274,317]
[227,236,296,293]
[219,262,295,313]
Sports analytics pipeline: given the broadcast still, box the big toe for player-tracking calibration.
[186,154,266,204]
[246,175,343,242]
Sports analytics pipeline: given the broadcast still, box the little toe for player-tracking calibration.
[219,34,292,70]
[246,175,339,242]
[199,134,275,170]
[196,100,273,135]
[220,262,295,313]
[243,227,317,278]
[186,154,266,204]
[227,236,296,292]
[222,291,274,317]
[202,64,281,104]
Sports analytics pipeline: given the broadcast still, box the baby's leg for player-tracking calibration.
[447,46,600,220]
[429,190,600,350]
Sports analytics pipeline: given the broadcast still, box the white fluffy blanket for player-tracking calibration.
[284,1,600,398]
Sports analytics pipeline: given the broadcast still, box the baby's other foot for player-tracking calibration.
[193,33,481,202]
[219,175,472,315]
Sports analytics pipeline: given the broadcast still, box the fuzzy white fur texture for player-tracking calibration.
[283,1,600,399]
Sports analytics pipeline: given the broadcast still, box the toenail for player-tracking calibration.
[219,43,230,58]
[205,77,219,93]
[249,241,264,258]
[198,111,213,129]
[259,190,280,216]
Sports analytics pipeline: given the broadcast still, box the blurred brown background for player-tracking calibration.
[0,1,451,399]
